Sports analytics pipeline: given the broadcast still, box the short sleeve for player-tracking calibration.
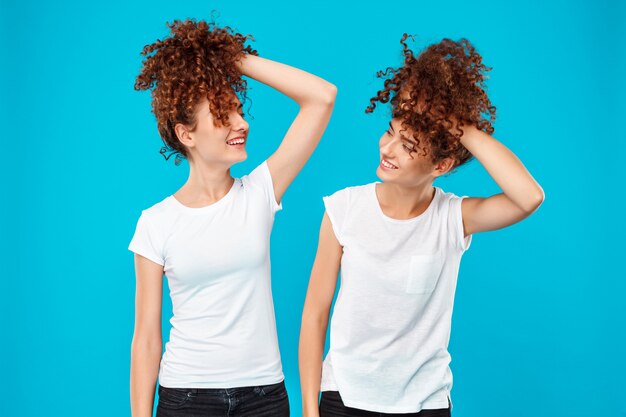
[448,195,472,252]
[245,160,282,213]
[128,212,165,266]
[322,188,350,246]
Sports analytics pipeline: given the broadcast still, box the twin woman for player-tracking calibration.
[128,19,545,417]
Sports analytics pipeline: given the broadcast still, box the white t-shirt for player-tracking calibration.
[128,160,284,388]
[320,182,472,413]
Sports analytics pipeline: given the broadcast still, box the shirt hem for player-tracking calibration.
[158,373,285,389]
[128,246,164,267]
[337,396,450,414]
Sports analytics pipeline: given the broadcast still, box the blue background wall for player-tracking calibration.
[1,0,624,416]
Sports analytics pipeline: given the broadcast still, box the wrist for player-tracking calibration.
[235,53,249,74]
[458,123,484,147]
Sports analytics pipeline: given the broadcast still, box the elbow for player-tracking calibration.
[326,83,338,102]
[301,307,330,329]
[299,83,337,108]
[131,332,162,354]
[315,83,338,106]
[522,186,545,213]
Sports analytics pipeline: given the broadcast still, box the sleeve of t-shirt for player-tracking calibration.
[245,160,283,214]
[322,188,350,246]
[128,212,165,266]
[447,194,472,252]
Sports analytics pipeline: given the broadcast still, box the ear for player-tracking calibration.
[433,157,456,177]
[174,123,193,149]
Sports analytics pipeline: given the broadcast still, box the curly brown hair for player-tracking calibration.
[134,18,258,162]
[366,34,496,171]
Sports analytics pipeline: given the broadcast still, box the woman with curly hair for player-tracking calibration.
[128,18,336,417]
[299,35,544,417]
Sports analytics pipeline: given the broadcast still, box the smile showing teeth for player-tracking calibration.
[227,138,245,145]
[381,159,398,169]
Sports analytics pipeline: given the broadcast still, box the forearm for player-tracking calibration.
[237,54,336,106]
[299,314,329,417]
[460,127,544,212]
[130,338,162,417]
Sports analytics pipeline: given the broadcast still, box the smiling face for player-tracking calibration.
[175,94,249,168]
[376,118,453,187]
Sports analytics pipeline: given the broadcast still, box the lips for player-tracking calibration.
[380,158,398,170]
[226,136,246,146]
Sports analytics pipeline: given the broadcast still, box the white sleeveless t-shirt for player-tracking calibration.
[320,182,472,413]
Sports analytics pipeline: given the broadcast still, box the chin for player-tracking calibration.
[376,166,396,182]
[232,151,248,163]
[219,152,247,169]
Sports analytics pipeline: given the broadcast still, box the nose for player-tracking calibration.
[379,136,396,159]
[231,111,249,133]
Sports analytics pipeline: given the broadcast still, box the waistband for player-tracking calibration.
[158,379,284,396]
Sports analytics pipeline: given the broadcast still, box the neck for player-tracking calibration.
[174,160,234,207]
[376,181,436,220]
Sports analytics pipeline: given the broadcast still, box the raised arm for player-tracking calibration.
[456,125,545,236]
[299,213,342,417]
[130,255,164,417]
[237,55,337,204]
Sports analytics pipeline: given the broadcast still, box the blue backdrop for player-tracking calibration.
[1,1,624,416]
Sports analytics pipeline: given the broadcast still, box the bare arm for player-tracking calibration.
[130,255,164,417]
[237,55,337,204]
[457,125,545,236]
[299,213,342,417]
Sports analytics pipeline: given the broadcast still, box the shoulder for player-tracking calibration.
[434,187,473,250]
[241,160,270,188]
[138,195,177,222]
[324,182,374,202]
[322,183,374,229]
[321,183,373,246]
[239,160,282,212]
[240,161,274,198]
[434,186,470,228]
[434,186,467,209]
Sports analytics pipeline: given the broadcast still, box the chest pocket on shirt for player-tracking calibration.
[406,252,445,294]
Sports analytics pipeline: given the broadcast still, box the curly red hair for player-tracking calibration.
[134,18,257,161]
[366,34,496,170]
